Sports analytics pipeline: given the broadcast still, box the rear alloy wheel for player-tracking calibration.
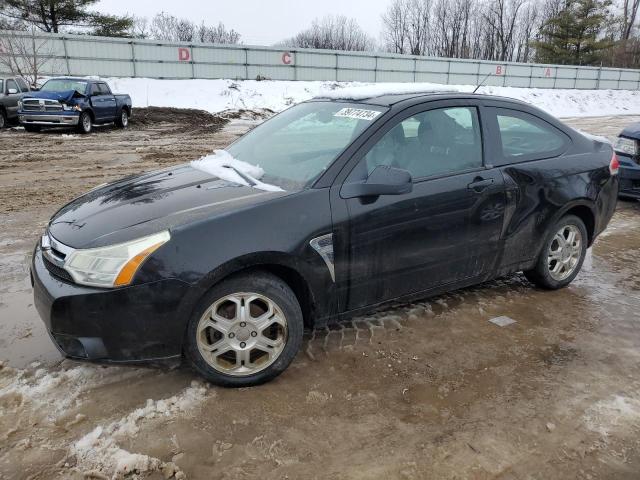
[77,111,92,134]
[116,109,129,128]
[185,272,303,387]
[524,215,587,290]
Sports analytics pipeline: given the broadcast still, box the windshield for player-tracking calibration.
[41,79,88,95]
[226,101,387,190]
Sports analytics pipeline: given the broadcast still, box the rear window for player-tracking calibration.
[496,108,568,162]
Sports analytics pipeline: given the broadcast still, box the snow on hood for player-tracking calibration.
[316,82,458,101]
[25,89,83,103]
[190,150,284,192]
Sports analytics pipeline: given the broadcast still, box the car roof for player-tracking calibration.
[47,77,95,82]
[313,90,530,109]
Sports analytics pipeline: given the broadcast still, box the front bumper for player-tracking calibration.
[31,245,191,363]
[19,112,80,126]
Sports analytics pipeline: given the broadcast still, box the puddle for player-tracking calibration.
[0,290,61,368]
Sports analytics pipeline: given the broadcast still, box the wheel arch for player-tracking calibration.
[555,200,596,246]
[185,252,318,332]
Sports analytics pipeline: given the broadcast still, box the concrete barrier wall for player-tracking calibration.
[1,30,639,89]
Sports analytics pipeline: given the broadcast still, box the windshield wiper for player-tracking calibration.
[222,165,257,187]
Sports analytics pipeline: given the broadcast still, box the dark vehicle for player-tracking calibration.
[0,76,30,128]
[31,92,619,387]
[18,77,132,133]
[613,123,640,199]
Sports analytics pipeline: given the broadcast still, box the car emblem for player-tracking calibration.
[39,100,45,111]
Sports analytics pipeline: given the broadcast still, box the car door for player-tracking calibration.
[4,78,21,119]
[98,83,117,119]
[89,83,108,121]
[335,101,506,311]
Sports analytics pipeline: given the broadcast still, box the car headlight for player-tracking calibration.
[63,230,170,288]
[614,136,637,156]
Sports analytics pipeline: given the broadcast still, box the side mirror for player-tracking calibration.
[7,88,18,94]
[341,165,413,199]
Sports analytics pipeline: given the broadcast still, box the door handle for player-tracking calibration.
[467,177,494,192]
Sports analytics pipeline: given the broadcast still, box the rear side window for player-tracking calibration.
[495,108,568,162]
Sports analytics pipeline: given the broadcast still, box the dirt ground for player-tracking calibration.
[0,111,640,480]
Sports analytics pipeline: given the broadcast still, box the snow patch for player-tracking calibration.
[190,149,284,192]
[71,381,209,478]
[583,394,640,436]
[317,83,455,100]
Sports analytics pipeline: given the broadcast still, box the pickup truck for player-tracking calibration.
[18,77,132,134]
[0,76,31,129]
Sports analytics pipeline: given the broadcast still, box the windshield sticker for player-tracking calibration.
[334,108,382,121]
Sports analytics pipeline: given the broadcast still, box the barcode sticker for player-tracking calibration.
[334,108,382,121]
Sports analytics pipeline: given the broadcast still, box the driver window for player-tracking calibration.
[90,84,101,96]
[359,106,483,181]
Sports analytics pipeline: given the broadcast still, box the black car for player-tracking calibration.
[31,92,619,387]
[613,123,640,199]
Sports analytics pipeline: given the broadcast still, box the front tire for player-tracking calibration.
[524,214,588,290]
[184,271,304,387]
[77,111,92,134]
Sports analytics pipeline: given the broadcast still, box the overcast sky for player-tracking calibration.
[96,0,391,45]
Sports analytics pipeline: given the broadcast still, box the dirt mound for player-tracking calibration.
[131,107,229,134]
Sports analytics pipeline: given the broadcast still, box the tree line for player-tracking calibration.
[2,0,640,68]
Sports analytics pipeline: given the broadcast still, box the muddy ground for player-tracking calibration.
[0,111,639,480]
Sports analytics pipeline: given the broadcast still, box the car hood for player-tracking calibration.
[25,90,84,103]
[620,122,640,139]
[48,164,289,249]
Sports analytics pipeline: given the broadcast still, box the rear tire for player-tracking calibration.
[184,271,304,387]
[524,215,588,290]
[115,109,129,128]
[77,111,92,134]
[24,124,41,133]
[0,109,6,129]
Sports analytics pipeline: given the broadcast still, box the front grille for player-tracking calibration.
[42,255,74,283]
[22,99,63,112]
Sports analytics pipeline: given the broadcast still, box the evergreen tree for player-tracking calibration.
[533,0,614,65]
[0,0,133,37]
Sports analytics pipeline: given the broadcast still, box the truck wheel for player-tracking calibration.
[77,112,92,134]
[0,109,6,129]
[184,271,304,387]
[115,109,129,128]
[524,215,588,290]
[24,124,41,133]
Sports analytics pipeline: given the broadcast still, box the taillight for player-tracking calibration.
[610,152,620,176]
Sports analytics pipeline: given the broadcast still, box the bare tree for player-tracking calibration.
[279,15,375,51]
[381,0,410,53]
[620,0,640,40]
[148,12,240,44]
[0,27,57,85]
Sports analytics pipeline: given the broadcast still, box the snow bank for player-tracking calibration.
[102,77,640,118]
[190,149,284,192]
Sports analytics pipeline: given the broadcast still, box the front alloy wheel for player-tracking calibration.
[196,293,288,376]
[185,271,303,387]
